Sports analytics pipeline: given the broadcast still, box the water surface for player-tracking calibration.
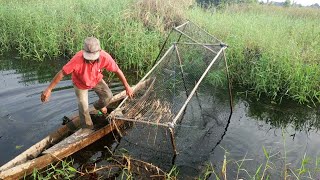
[0,56,319,178]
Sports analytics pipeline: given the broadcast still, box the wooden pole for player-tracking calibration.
[0,118,80,172]
[223,49,233,113]
[169,128,178,155]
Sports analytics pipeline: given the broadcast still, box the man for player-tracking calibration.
[41,37,133,129]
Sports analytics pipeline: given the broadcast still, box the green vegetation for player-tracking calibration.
[199,145,320,179]
[187,4,320,104]
[0,0,319,103]
[27,152,178,179]
[27,159,76,180]
[0,0,165,75]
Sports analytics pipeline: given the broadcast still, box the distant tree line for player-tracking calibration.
[283,0,291,7]
[197,0,258,7]
[197,0,319,8]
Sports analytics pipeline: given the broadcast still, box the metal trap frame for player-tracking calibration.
[113,21,232,155]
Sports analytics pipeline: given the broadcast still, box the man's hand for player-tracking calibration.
[126,86,134,99]
[41,89,52,102]
[40,70,65,103]
[115,69,134,99]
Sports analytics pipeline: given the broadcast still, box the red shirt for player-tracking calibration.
[62,50,119,89]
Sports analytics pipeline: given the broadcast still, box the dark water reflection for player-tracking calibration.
[210,97,320,178]
[0,55,95,165]
[0,55,320,178]
[248,97,320,132]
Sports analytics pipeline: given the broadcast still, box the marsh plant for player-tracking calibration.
[198,130,320,180]
[27,153,178,179]
[27,159,77,180]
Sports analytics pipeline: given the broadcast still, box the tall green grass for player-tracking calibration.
[187,4,320,104]
[1,0,320,104]
[0,0,163,75]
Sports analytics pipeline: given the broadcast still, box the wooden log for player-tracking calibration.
[0,120,125,180]
[0,117,81,172]
[42,128,94,154]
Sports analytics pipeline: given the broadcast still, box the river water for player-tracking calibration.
[0,56,319,178]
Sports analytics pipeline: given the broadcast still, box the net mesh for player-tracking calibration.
[112,21,232,175]
[116,21,229,128]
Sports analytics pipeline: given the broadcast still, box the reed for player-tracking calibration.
[130,0,193,33]
[187,4,320,104]
[198,146,320,179]
[0,0,163,75]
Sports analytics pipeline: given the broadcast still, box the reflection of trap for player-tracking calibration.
[114,21,232,156]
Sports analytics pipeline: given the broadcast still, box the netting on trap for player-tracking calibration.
[113,21,232,161]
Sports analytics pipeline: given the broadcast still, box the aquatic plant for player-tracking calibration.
[198,129,320,179]
[198,147,320,179]
[26,152,178,179]
[27,158,77,180]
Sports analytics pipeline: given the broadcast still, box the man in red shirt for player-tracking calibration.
[41,37,133,129]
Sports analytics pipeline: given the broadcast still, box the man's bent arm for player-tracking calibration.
[41,70,65,102]
[115,69,133,98]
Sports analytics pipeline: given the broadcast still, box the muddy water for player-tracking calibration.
[0,56,319,178]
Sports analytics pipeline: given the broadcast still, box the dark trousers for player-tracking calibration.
[74,79,113,128]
